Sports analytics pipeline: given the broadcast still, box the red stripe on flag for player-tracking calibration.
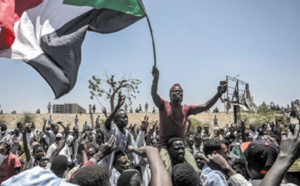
[0,0,43,50]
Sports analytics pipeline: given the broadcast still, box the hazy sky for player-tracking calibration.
[0,0,299,114]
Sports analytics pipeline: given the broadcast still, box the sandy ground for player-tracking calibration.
[1,112,234,130]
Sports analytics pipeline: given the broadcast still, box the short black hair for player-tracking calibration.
[203,138,223,156]
[171,163,200,186]
[72,165,110,186]
[33,144,43,153]
[167,137,183,149]
[113,151,126,165]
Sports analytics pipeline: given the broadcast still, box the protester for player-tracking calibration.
[151,65,227,175]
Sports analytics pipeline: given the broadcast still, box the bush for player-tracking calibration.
[189,118,204,131]
[0,117,6,125]
[20,113,36,124]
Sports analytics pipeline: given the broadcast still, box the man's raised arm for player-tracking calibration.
[151,66,162,107]
[193,82,227,113]
[104,92,126,130]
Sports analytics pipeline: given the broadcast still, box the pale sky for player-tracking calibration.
[0,0,299,113]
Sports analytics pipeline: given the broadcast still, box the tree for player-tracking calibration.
[20,113,36,124]
[88,73,141,112]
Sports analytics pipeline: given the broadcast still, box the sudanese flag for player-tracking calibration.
[0,0,146,98]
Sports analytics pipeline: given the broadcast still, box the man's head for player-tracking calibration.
[51,155,69,178]
[203,138,229,160]
[0,141,11,156]
[241,140,278,179]
[194,152,206,169]
[14,128,20,136]
[53,125,59,134]
[186,136,194,147]
[171,163,200,186]
[114,110,128,129]
[1,124,7,133]
[194,135,202,148]
[196,126,202,133]
[204,124,209,132]
[169,84,183,105]
[113,151,132,173]
[25,123,32,133]
[55,133,63,143]
[32,144,45,161]
[72,165,110,186]
[250,124,256,132]
[117,169,143,186]
[167,137,185,162]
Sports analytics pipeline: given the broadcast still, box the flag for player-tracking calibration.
[0,0,146,98]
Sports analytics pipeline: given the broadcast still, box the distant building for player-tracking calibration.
[53,103,86,114]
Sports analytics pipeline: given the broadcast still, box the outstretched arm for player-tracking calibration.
[104,92,126,130]
[193,83,227,113]
[151,66,162,107]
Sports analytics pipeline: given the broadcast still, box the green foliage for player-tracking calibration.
[189,118,204,131]
[0,117,6,125]
[88,73,142,111]
[19,113,35,124]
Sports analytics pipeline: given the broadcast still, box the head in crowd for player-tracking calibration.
[85,143,96,158]
[113,151,132,173]
[167,137,185,163]
[186,136,194,149]
[113,109,128,130]
[203,138,229,160]
[87,133,94,143]
[219,128,225,136]
[169,84,183,106]
[1,124,7,134]
[50,155,68,178]
[261,123,268,133]
[16,122,23,130]
[194,135,202,148]
[194,152,206,170]
[25,123,33,133]
[55,133,63,143]
[196,126,202,134]
[53,124,59,134]
[72,164,110,186]
[229,126,235,135]
[171,163,200,186]
[250,124,256,132]
[285,172,300,186]
[32,144,45,161]
[96,132,103,145]
[14,127,20,136]
[117,168,143,186]
[242,140,278,179]
[204,124,209,133]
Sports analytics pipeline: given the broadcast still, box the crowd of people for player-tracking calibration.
[0,66,300,186]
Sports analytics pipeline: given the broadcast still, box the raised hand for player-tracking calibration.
[152,66,159,80]
[202,153,236,177]
[217,81,228,95]
[140,115,149,132]
[117,92,126,107]
[96,135,116,158]
[279,123,300,159]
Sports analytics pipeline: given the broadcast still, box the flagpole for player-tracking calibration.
[145,15,157,67]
